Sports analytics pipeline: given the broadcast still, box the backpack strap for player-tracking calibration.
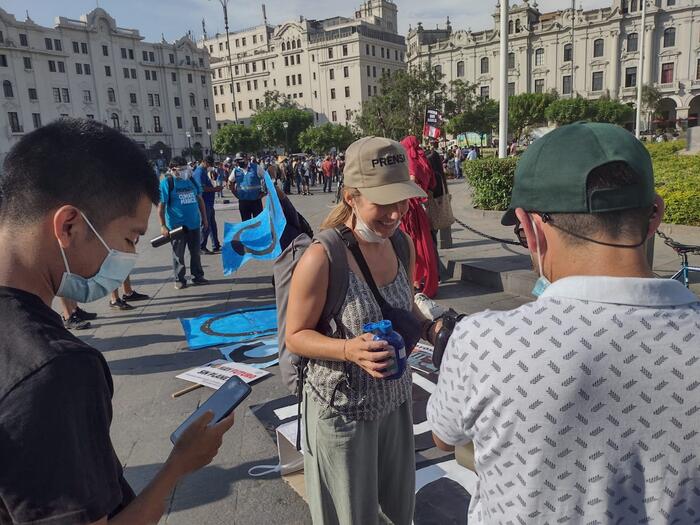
[165,174,175,206]
[313,228,350,335]
[390,229,411,279]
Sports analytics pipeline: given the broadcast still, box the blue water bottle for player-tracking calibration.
[363,320,406,380]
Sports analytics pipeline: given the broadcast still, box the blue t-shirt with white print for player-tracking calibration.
[159,175,202,230]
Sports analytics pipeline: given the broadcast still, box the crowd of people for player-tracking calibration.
[0,117,699,525]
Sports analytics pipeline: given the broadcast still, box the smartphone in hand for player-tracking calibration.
[170,375,251,444]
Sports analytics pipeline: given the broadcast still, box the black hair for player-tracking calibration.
[0,118,159,228]
[551,161,653,246]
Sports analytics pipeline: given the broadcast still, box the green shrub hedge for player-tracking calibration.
[463,157,518,211]
[464,141,700,226]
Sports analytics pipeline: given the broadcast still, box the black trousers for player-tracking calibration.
[239,199,263,221]
[171,228,203,283]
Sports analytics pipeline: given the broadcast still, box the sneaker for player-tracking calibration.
[212,246,222,253]
[201,247,214,255]
[109,298,135,310]
[192,277,209,285]
[122,290,149,302]
[63,313,91,330]
[74,306,97,321]
[414,293,448,321]
[174,281,188,290]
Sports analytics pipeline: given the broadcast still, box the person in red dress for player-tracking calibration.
[399,136,439,298]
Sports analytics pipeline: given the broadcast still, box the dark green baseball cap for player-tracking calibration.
[501,122,655,226]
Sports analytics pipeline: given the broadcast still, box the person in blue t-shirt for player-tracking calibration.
[227,153,263,221]
[158,159,209,289]
[194,156,223,254]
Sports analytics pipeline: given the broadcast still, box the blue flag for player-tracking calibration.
[222,172,287,275]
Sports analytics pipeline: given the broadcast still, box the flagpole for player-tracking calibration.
[635,0,647,139]
[498,0,509,159]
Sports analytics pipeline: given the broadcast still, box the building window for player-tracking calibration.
[143,50,149,61]
[663,28,676,48]
[480,86,489,99]
[344,66,349,78]
[345,86,350,97]
[172,72,177,82]
[83,90,92,103]
[457,61,465,77]
[154,116,162,133]
[23,57,32,70]
[185,55,191,65]
[81,43,88,54]
[32,113,41,129]
[332,111,337,122]
[84,64,91,75]
[373,66,377,77]
[28,88,37,100]
[105,65,112,77]
[130,69,136,79]
[8,112,21,132]
[203,98,209,108]
[342,44,348,57]
[346,109,352,121]
[627,33,638,52]
[176,116,183,129]
[253,79,258,90]
[76,63,83,75]
[45,38,53,50]
[73,41,80,53]
[328,47,334,59]
[53,39,62,51]
[129,92,137,104]
[169,53,175,64]
[53,87,61,103]
[188,73,193,83]
[58,62,65,73]
[133,115,141,132]
[148,93,154,106]
[507,53,515,70]
[19,34,28,47]
[592,71,604,91]
[480,57,489,74]
[562,75,572,94]
[174,96,181,107]
[534,79,545,93]
[189,93,196,107]
[49,60,56,72]
[330,88,336,99]
[593,39,604,58]
[372,45,376,56]
[111,113,120,129]
[201,75,206,85]
[102,45,109,56]
[330,69,335,80]
[535,48,544,66]
[661,62,674,83]
[625,66,637,87]
[206,117,211,129]
[298,73,302,84]
[667,0,676,5]
[564,43,573,62]
[151,70,156,81]
[121,48,127,59]
[508,82,515,97]
[697,58,700,80]
[367,84,372,97]
[434,65,442,76]
[215,103,219,114]
[3,80,13,98]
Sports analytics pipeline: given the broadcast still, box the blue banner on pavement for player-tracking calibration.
[221,172,286,275]
[179,304,278,350]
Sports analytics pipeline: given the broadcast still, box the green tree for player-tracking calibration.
[250,93,313,152]
[445,98,499,138]
[356,66,447,140]
[641,84,662,131]
[591,99,634,125]
[508,92,558,140]
[545,97,592,126]
[212,124,261,155]
[298,123,358,154]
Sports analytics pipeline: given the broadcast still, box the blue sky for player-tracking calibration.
[11,1,613,44]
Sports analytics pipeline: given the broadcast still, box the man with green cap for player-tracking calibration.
[426,122,700,522]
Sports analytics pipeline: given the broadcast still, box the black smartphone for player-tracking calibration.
[170,375,251,444]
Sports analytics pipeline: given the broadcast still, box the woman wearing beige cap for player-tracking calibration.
[286,137,444,524]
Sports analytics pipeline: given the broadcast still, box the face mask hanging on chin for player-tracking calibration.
[530,215,551,297]
[56,212,138,303]
[353,206,398,244]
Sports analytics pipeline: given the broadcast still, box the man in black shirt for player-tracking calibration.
[0,119,234,525]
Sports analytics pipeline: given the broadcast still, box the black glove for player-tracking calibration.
[432,312,466,370]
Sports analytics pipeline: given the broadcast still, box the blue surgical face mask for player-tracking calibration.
[530,215,551,297]
[56,212,138,303]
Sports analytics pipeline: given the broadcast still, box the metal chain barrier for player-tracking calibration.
[453,218,522,246]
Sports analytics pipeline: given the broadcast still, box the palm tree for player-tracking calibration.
[641,84,662,131]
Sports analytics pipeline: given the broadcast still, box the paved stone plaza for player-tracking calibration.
[55,180,699,524]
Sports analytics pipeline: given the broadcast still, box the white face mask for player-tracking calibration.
[530,215,551,297]
[353,205,398,244]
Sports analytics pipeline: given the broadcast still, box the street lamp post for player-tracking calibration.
[498,0,509,159]
[635,0,648,139]
[207,129,213,156]
[282,121,289,155]
[186,130,193,162]
[211,0,239,123]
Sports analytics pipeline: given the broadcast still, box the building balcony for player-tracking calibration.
[690,79,700,90]
[658,80,680,93]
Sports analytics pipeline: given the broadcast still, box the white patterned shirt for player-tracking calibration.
[427,276,700,524]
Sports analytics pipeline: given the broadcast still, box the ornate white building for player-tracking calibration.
[406,0,700,129]
[0,8,215,164]
[202,0,407,127]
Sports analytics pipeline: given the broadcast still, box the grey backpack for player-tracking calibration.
[273,227,411,396]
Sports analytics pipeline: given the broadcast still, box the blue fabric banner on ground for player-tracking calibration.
[222,172,286,275]
[220,338,279,369]
[179,304,278,350]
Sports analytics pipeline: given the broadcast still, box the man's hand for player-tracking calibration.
[160,226,169,238]
[166,411,234,478]
[202,219,209,231]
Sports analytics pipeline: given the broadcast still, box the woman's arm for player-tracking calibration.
[286,243,394,379]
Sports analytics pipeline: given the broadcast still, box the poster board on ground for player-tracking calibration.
[176,359,269,389]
